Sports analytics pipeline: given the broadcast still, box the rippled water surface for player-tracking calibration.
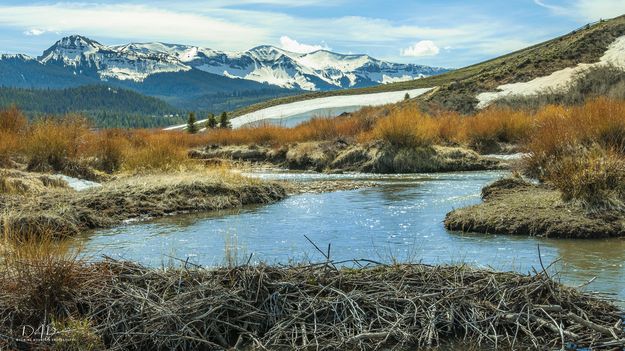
[77,170,625,304]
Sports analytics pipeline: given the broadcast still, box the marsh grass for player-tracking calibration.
[25,115,90,172]
[521,99,625,209]
[0,110,220,174]
[0,227,105,349]
[367,107,439,148]
[547,148,625,212]
[0,168,285,240]
[0,169,68,195]
[121,132,191,172]
[0,106,27,167]
[0,226,89,331]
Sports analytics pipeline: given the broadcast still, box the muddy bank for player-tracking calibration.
[445,178,625,238]
[0,170,287,237]
[2,258,622,350]
[191,141,505,173]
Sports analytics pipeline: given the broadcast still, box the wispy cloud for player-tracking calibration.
[574,0,625,21]
[0,2,498,52]
[401,40,440,57]
[23,28,45,36]
[0,3,267,50]
[279,36,330,53]
[534,0,625,21]
[533,0,567,13]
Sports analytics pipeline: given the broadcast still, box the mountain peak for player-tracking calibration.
[53,35,103,50]
[247,45,286,55]
[39,34,105,64]
[248,45,280,51]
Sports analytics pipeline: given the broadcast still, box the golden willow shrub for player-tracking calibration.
[25,115,90,172]
[0,106,28,167]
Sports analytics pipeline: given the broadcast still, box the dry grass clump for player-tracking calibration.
[526,99,625,162]
[0,105,28,132]
[85,129,129,173]
[25,115,90,173]
[0,107,225,174]
[0,169,68,195]
[0,106,28,167]
[121,131,192,172]
[522,98,625,210]
[547,148,625,212]
[1,258,622,350]
[366,107,439,148]
[463,107,533,151]
[0,228,93,335]
[0,131,21,167]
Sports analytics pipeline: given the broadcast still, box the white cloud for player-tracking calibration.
[23,28,45,36]
[279,36,330,53]
[400,40,440,57]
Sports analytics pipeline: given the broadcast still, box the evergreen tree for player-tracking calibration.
[404,93,410,101]
[207,113,217,129]
[187,112,198,133]
[219,111,231,129]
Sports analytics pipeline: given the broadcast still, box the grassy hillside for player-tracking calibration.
[233,14,625,115]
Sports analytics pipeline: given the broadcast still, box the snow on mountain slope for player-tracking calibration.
[39,35,190,81]
[477,35,625,108]
[0,54,35,61]
[295,51,371,71]
[164,87,433,130]
[20,35,447,89]
[98,37,446,90]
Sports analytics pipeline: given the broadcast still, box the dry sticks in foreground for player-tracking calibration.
[1,259,624,350]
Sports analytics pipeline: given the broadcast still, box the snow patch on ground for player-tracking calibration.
[53,175,101,191]
[477,36,625,108]
[165,88,432,131]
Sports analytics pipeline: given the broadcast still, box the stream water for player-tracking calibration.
[76,170,625,304]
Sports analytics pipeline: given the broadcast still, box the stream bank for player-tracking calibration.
[0,170,287,238]
[190,141,506,173]
[445,178,625,239]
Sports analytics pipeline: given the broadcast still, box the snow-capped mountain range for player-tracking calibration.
[30,35,448,91]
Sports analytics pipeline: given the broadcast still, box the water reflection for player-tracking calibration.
[76,170,625,304]
[550,238,625,296]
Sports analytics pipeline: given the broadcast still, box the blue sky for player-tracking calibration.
[0,0,623,68]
